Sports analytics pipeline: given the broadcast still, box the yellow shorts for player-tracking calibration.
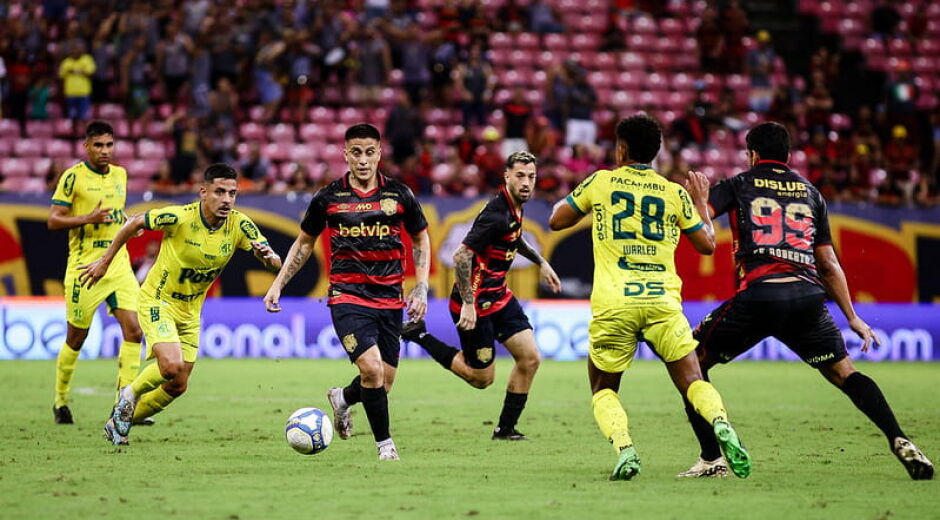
[138,297,201,363]
[63,260,139,329]
[588,306,697,373]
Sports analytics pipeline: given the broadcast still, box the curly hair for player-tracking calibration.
[615,115,662,164]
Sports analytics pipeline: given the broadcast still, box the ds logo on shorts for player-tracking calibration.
[624,281,666,296]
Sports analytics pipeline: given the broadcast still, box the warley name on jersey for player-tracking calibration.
[141,202,267,312]
[51,161,130,267]
[566,164,703,312]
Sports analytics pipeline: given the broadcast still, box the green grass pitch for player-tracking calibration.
[2,359,938,520]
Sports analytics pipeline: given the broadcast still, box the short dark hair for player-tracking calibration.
[505,151,536,170]
[85,121,114,140]
[615,115,661,164]
[344,123,381,142]
[204,163,237,183]
[746,122,790,162]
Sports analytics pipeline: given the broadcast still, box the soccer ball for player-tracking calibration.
[285,408,333,455]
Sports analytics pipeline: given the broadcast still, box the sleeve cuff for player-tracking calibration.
[51,199,71,207]
[682,221,705,234]
[565,195,586,215]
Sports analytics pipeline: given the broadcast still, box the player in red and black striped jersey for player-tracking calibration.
[402,151,561,441]
[679,122,932,480]
[263,124,431,461]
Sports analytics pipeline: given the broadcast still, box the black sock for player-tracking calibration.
[342,376,362,406]
[497,392,528,431]
[684,397,722,461]
[360,385,390,442]
[412,331,459,370]
[840,371,907,442]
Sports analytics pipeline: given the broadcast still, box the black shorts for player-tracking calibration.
[694,281,847,368]
[330,304,403,367]
[449,297,532,369]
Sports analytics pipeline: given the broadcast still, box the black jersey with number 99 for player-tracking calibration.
[708,160,833,291]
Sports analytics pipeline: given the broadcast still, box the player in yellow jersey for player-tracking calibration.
[77,164,282,445]
[48,121,143,425]
[549,115,751,480]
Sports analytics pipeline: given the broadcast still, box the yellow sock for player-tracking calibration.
[591,389,633,452]
[115,341,142,393]
[133,387,176,421]
[686,380,728,424]
[130,362,168,396]
[54,344,80,408]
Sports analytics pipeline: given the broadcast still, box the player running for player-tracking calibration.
[48,120,143,424]
[401,151,562,441]
[549,115,751,480]
[262,124,431,461]
[678,122,933,480]
[78,163,281,445]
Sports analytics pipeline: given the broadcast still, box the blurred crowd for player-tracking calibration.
[0,0,937,207]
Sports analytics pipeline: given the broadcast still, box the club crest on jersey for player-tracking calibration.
[477,348,494,363]
[220,243,232,255]
[380,198,398,216]
[240,220,260,240]
[342,334,358,353]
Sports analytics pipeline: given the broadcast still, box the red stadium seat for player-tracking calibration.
[262,142,291,162]
[309,106,336,124]
[627,34,655,52]
[631,15,658,35]
[13,138,44,157]
[0,119,20,139]
[25,121,55,138]
[326,123,347,142]
[369,107,389,127]
[593,53,616,71]
[571,34,600,51]
[515,33,539,49]
[136,140,167,160]
[888,38,913,56]
[290,143,318,163]
[4,176,46,193]
[615,71,642,90]
[617,52,645,71]
[544,34,568,52]
[31,157,52,177]
[490,32,513,50]
[95,103,125,121]
[0,138,12,156]
[646,72,668,92]
[338,107,367,125]
[489,48,511,67]
[239,122,266,141]
[299,123,326,142]
[1,158,32,177]
[268,123,296,142]
[45,139,73,159]
[536,51,557,69]
[321,143,345,162]
[52,118,75,138]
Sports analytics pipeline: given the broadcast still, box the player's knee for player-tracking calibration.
[66,329,88,349]
[520,351,541,374]
[468,372,494,389]
[164,380,187,397]
[158,360,184,380]
[358,361,385,387]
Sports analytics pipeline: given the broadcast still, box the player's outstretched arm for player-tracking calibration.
[548,198,584,231]
[48,200,113,230]
[263,230,317,313]
[453,244,477,331]
[77,212,146,288]
[517,236,561,293]
[815,244,880,351]
[683,170,716,255]
[406,229,431,322]
[251,241,282,272]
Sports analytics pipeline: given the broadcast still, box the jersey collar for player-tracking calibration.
[756,160,790,169]
[84,161,109,175]
[343,171,385,198]
[625,163,652,170]
[499,185,522,221]
[198,201,225,231]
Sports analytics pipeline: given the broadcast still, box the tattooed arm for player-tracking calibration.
[516,236,562,294]
[263,230,317,312]
[406,229,431,321]
[453,244,478,330]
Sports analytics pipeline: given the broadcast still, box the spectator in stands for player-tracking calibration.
[848,144,878,202]
[28,75,51,120]
[385,90,425,164]
[451,126,480,165]
[241,143,273,185]
[44,160,64,192]
[4,49,31,126]
[458,0,491,45]
[90,14,118,104]
[600,7,628,53]
[429,34,459,107]
[455,45,495,128]
[280,29,316,122]
[884,61,919,129]
[156,20,195,106]
[696,7,725,73]
[120,35,151,122]
[720,1,749,73]
[544,62,572,132]
[496,0,529,33]
[150,164,183,196]
[884,124,919,205]
[671,103,711,151]
[870,0,902,39]
[271,162,316,195]
[202,119,237,166]
[745,30,776,113]
[315,2,354,98]
[804,78,834,130]
[166,109,200,184]
[804,127,839,185]
[475,126,505,189]
[254,30,286,123]
[190,30,213,118]
[208,77,239,132]
[529,0,565,34]
[502,85,532,158]
[565,67,598,148]
[352,24,392,107]
[134,240,161,284]
[563,144,597,178]
[398,22,433,106]
[59,41,96,121]
[527,115,558,161]
[365,0,391,23]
